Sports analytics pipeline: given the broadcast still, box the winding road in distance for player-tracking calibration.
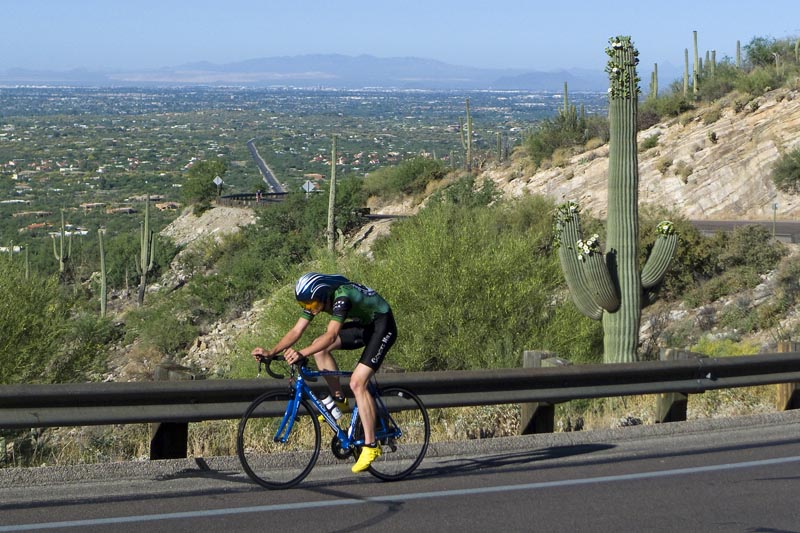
[246,138,284,194]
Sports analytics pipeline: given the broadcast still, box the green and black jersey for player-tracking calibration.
[301,282,390,324]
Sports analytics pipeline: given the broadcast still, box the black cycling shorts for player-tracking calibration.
[337,312,397,371]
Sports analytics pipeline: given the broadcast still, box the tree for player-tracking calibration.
[182,158,228,211]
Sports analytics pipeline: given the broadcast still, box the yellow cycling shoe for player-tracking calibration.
[352,443,381,473]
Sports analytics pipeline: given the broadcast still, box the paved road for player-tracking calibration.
[246,138,284,194]
[691,219,800,242]
[2,410,799,531]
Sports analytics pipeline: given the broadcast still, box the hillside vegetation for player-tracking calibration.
[3,34,800,465]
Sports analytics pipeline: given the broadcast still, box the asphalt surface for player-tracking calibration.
[2,410,800,531]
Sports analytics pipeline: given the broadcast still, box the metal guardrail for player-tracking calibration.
[2,352,799,430]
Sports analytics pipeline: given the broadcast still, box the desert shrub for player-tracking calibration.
[639,92,694,128]
[698,62,743,101]
[348,193,603,370]
[674,160,693,182]
[123,295,199,357]
[103,229,178,291]
[0,260,111,383]
[639,134,660,152]
[713,225,787,272]
[735,66,782,96]
[702,106,723,124]
[362,157,447,199]
[771,148,800,193]
[691,336,760,357]
[524,112,608,168]
[427,174,500,208]
[678,225,786,307]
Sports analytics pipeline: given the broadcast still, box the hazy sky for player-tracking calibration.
[3,0,798,73]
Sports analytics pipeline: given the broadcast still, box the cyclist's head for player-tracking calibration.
[295,272,349,312]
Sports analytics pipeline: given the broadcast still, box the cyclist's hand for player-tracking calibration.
[284,348,306,365]
[251,347,269,362]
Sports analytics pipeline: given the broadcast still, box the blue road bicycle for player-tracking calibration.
[237,355,430,489]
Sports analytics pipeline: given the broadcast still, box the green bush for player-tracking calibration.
[182,158,228,210]
[123,295,199,356]
[639,134,660,152]
[0,262,66,383]
[638,92,694,129]
[771,148,800,193]
[362,157,447,199]
[734,67,783,96]
[697,62,742,101]
[348,193,603,370]
[524,113,608,168]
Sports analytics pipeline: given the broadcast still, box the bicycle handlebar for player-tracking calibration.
[257,354,312,380]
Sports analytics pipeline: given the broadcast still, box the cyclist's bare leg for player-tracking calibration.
[310,336,343,398]
[350,363,376,444]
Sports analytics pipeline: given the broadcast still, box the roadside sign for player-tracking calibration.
[302,180,315,193]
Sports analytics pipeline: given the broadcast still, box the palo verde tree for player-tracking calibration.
[553,36,677,363]
[182,158,228,212]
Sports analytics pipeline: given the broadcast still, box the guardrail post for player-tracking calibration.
[149,363,203,460]
[520,351,570,434]
[776,341,800,410]
[655,348,692,422]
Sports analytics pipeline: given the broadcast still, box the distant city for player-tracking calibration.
[0,54,615,92]
[0,84,607,260]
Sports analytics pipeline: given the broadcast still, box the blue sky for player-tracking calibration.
[3,0,798,73]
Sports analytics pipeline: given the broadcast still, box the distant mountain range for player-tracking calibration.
[0,54,613,91]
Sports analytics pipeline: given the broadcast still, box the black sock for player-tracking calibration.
[365,442,377,448]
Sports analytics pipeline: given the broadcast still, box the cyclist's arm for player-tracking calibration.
[251,317,310,359]
[294,319,343,358]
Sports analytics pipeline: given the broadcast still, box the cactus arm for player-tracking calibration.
[557,227,604,320]
[641,222,677,289]
[554,202,619,319]
[147,230,156,271]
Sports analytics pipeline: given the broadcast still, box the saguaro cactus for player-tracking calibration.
[136,195,156,306]
[737,40,742,69]
[51,209,72,275]
[459,97,473,171]
[683,49,689,97]
[692,30,699,97]
[327,135,337,252]
[98,228,107,318]
[554,36,677,363]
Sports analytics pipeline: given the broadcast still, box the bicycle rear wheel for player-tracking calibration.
[237,391,320,489]
[358,387,430,481]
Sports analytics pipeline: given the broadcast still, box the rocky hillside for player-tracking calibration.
[488,86,800,221]
[146,87,800,378]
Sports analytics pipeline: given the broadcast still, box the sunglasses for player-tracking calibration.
[299,300,324,314]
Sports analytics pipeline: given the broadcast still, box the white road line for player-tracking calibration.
[3,455,799,531]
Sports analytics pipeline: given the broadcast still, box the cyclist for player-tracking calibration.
[251,272,397,473]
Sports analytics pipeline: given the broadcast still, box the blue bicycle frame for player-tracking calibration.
[272,365,402,451]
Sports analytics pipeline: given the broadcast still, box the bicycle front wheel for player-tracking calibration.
[237,391,321,489]
[359,387,430,481]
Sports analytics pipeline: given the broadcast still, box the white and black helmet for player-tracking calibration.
[295,272,349,302]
